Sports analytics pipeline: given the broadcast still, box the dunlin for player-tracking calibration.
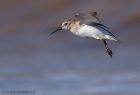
[50,12,120,58]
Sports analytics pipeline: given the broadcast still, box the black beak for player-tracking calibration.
[50,27,62,35]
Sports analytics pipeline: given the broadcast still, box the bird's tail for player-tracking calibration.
[113,37,122,43]
[106,35,121,43]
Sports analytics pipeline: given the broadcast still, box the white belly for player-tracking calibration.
[75,24,105,39]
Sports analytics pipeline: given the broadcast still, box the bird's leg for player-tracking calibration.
[102,40,113,58]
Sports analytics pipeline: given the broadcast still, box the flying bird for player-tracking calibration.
[50,12,120,58]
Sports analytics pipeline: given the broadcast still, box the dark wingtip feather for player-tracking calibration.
[90,12,98,16]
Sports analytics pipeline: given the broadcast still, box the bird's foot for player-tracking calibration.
[107,48,113,58]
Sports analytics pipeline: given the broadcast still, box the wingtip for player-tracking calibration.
[90,12,98,16]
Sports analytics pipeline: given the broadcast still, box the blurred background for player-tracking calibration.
[0,0,140,95]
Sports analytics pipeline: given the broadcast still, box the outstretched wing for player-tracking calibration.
[74,12,120,42]
[74,12,109,29]
[74,12,101,23]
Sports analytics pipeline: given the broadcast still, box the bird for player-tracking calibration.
[50,12,120,58]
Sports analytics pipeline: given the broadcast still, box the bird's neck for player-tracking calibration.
[69,21,81,33]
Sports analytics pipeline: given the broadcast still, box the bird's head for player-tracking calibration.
[61,20,71,30]
[50,19,78,35]
[49,20,71,35]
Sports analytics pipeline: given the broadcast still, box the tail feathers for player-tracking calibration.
[113,38,122,43]
[105,35,121,43]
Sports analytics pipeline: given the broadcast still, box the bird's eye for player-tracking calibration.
[64,23,68,25]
